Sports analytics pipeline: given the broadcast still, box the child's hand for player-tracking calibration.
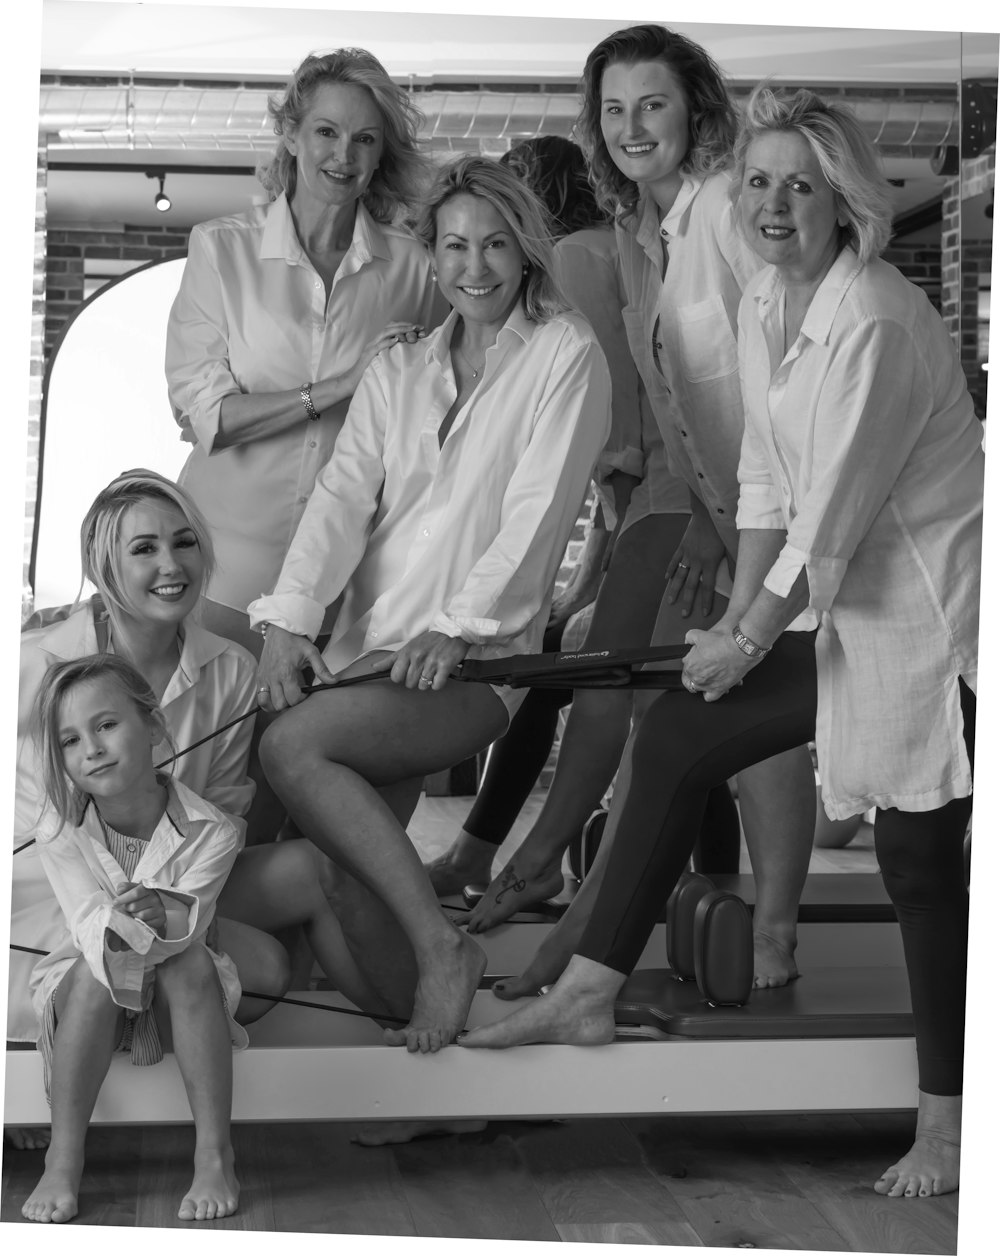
[113,884,168,937]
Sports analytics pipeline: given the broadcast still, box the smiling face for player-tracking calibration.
[285,81,384,213]
[116,500,205,626]
[433,193,526,338]
[600,59,691,209]
[740,130,844,286]
[58,678,159,804]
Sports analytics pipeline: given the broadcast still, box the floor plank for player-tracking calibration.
[390,1121,561,1240]
[627,1114,851,1252]
[512,1116,701,1245]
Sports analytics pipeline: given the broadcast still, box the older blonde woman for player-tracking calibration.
[250,156,611,1054]
[166,48,438,656]
[463,88,981,1203]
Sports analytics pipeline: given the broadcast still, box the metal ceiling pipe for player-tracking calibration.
[39,84,961,156]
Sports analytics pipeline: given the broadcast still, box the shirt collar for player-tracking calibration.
[633,175,702,252]
[753,246,863,347]
[74,777,219,849]
[259,193,392,267]
[424,301,536,367]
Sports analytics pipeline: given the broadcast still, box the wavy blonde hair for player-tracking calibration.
[732,85,894,265]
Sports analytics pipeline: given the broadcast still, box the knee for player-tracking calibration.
[61,958,118,1016]
[155,942,217,998]
[250,930,291,1000]
[259,712,312,791]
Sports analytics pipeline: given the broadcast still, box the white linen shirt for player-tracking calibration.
[29,778,248,1051]
[248,305,611,689]
[166,194,438,612]
[554,227,688,526]
[737,248,983,819]
[616,172,764,548]
[9,601,257,1041]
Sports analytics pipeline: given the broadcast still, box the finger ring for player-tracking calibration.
[684,677,697,692]
[257,686,268,695]
[677,562,690,571]
[419,675,433,686]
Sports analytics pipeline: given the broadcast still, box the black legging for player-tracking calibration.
[577,631,973,1096]
[463,624,742,871]
[873,679,975,1096]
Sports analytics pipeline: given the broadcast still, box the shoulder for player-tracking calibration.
[372,220,432,269]
[556,227,615,260]
[842,257,926,324]
[191,204,267,241]
[181,622,258,698]
[534,310,603,356]
[168,777,239,836]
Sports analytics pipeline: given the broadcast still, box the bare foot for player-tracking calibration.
[462,957,620,1049]
[178,1146,240,1221]
[22,1159,82,1223]
[874,1092,961,1198]
[6,1125,51,1151]
[753,929,799,989]
[424,831,496,897]
[352,1119,488,1146]
[466,854,565,933]
[383,925,486,1053]
[492,916,581,1000]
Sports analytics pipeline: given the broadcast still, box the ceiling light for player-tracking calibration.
[146,170,171,212]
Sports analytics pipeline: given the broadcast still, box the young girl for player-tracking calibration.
[23,654,245,1225]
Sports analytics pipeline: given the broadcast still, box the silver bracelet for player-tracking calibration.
[299,382,320,422]
[731,623,770,660]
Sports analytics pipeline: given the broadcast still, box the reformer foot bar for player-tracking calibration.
[6,645,918,1124]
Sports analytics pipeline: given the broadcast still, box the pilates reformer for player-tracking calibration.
[5,645,919,1125]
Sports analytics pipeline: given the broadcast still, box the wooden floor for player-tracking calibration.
[2,795,961,1251]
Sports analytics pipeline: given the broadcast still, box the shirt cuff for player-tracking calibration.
[431,611,502,645]
[736,483,785,530]
[247,593,325,641]
[151,887,198,943]
[598,445,644,481]
[763,542,847,611]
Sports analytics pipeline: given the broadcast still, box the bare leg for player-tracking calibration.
[260,675,506,1052]
[466,515,696,932]
[874,1092,961,1197]
[22,959,123,1223]
[461,955,622,1048]
[211,916,291,1022]
[736,744,816,988]
[154,944,239,1221]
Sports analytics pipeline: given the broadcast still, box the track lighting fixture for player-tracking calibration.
[146,171,172,212]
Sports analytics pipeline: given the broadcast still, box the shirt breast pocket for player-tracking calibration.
[676,296,738,384]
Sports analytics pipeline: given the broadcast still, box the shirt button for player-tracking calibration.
[679,429,688,438]
[655,341,663,351]
[716,508,725,515]
[314,279,321,289]
[298,495,308,504]
[697,472,705,480]
[371,631,379,639]
[422,528,430,537]
[660,227,668,237]
[309,440,317,449]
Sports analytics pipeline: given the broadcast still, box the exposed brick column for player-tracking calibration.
[25,135,49,603]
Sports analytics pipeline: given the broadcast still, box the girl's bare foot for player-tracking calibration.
[178,1146,240,1221]
[424,831,496,897]
[22,1156,83,1223]
[466,853,565,933]
[752,929,799,989]
[874,1092,961,1197]
[492,916,581,1000]
[383,925,486,1053]
[352,1119,487,1146]
[461,956,621,1049]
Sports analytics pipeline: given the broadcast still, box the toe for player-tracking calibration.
[383,1027,406,1047]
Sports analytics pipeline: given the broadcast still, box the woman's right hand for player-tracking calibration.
[256,624,338,712]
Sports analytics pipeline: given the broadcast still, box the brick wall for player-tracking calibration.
[941,150,994,421]
[882,242,942,311]
[45,224,192,361]
[24,139,48,591]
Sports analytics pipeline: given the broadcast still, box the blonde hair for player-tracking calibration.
[258,47,430,223]
[412,156,567,323]
[34,654,168,835]
[78,469,213,652]
[577,24,737,222]
[732,85,894,264]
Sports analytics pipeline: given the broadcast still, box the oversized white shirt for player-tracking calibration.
[29,778,248,1051]
[616,172,764,548]
[166,194,438,612]
[554,227,688,525]
[9,600,257,1041]
[737,248,983,818]
[248,304,611,688]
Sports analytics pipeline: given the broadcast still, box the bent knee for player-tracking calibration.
[155,941,218,993]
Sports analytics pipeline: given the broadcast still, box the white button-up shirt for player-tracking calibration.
[166,195,438,612]
[9,600,257,1041]
[554,227,688,526]
[737,248,983,818]
[248,305,611,691]
[29,778,247,1050]
[616,172,764,548]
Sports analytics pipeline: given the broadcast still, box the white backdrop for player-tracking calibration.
[34,257,188,609]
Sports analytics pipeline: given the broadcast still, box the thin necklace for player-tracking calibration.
[457,340,486,381]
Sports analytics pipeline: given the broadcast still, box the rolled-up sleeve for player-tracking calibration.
[247,359,389,637]
[432,336,611,644]
[763,318,929,611]
[165,225,241,454]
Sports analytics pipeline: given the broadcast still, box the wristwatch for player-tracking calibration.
[731,624,770,660]
[299,382,320,422]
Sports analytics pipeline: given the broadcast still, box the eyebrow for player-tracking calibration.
[440,229,511,242]
[125,526,197,544]
[312,117,383,131]
[601,92,669,103]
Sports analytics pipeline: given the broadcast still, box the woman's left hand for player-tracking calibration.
[375,631,471,691]
[682,624,757,703]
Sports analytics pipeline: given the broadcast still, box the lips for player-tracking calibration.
[322,169,354,183]
[150,583,187,600]
[622,143,656,156]
[87,763,116,778]
[761,226,794,240]
[459,285,499,297]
